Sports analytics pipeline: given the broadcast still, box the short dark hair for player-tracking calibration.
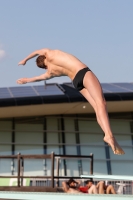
[67,178,78,186]
[36,55,46,69]
[84,179,93,184]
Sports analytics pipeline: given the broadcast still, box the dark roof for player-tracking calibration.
[0,82,133,107]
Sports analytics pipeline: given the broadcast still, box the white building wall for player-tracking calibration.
[0,116,133,177]
[78,120,107,175]
[15,123,44,176]
[64,118,78,176]
[109,120,133,175]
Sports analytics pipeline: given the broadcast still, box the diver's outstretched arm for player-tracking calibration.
[18,48,49,65]
[16,72,52,84]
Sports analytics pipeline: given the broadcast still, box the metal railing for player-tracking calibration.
[0,152,93,188]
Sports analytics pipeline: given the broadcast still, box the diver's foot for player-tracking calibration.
[103,136,125,155]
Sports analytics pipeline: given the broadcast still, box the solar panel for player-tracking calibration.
[0,83,133,100]
[0,85,64,99]
[113,83,133,92]
[33,85,64,96]
[9,86,37,98]
[0,88,12,99]
[65,82,133,93]
[101,83,133,93]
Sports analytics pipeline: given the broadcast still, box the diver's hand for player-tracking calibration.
[18,59,27,65]
[17,78,28,84]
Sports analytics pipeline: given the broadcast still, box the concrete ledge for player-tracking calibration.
[0,192,132,200]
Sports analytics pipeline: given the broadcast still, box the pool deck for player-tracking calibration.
[0,192,132,200]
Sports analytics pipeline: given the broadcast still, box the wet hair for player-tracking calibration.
[36,55,46,69]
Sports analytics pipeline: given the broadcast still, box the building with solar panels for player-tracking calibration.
[0,82,133,179]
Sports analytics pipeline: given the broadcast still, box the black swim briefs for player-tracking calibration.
[73,67,91,91]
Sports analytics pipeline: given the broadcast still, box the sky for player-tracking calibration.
[0,0,133,88]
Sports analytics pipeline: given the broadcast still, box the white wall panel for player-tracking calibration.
[47,117,60,154]
[64,118,77,155]
[111,161,133,175]
[0,145,12,175]
[0,120,12,143]
[64,118,78,176]
[15,123,43,176]
[46,117,60,175]
[78,120,107,175]
[65,160,79,176]
[78,120,103,134]
[110,120,131,134]
[0,120,12,175]
[81,160,107,175]
[109,120,133,175]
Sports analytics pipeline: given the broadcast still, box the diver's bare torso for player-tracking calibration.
[44,49,88,80]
